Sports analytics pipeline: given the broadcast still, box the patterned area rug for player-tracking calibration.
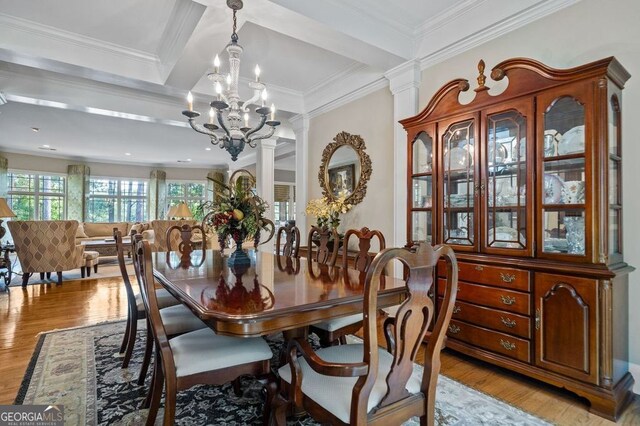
[16,321,551,425]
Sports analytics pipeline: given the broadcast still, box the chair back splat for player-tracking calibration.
[307,226,339,266]
[276,222,301,258]
[166,223,206,267]
[342,227,386,271]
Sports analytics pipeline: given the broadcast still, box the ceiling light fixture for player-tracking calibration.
[125,152,131,156]
[181,0,279,161]
[31,127,40,132]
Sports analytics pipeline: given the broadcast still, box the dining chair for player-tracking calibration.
[136,238,276,426]
[165,223,206,267]
[276,222,300,258]
[310,227,386,346]
[307,226,339,266]
[115,229,181,369]
[275,243,458,426]
[125,232,207,389]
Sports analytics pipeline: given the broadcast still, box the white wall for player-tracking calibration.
[416,0,640,387]
[308,88,394,250]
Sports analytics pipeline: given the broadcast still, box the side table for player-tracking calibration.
[0,244,15,291]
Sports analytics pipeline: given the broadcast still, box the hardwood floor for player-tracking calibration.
[0,277,638,424]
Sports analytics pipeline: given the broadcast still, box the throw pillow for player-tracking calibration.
[76,223,88,238]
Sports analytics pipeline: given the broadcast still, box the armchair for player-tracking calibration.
[8,220,84,286]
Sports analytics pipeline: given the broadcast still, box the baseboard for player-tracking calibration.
[629,362,640,394]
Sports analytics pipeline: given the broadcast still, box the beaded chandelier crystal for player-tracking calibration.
[182,0,280,161]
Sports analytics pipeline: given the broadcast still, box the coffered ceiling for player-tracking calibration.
[0,0,580,169]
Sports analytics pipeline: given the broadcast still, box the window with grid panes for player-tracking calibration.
[7,172,66,220]
[87,178,147,222]
[166,181,207,220]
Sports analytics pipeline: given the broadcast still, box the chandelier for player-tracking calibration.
[182,0,280,161]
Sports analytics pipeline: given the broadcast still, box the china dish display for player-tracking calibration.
[561,180,586,204]
[557,125,585,155]
[487,227,525,248]
[487,143,508,165]
[544,174,564,204]
[544,129,560,157]
[444,146,471,171]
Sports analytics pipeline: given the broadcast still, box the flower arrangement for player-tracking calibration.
[199,171,273,254]
[305,194,353,230]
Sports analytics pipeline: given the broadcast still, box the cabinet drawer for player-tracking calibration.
[438,279,530,315]
[438,298,531,339]
[446,320,531,363]
[438,260,530,292]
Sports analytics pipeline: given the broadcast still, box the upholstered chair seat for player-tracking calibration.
[312,313,364,332]
[135,289,178,311]
[278,343,422,424]
[170,328,273,377]
[159,304,207,336]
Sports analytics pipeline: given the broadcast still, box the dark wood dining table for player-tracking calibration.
[152,249,407,338]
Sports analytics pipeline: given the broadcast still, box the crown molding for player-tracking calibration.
[306,76,388,120]
[384,60,420,95]
[303,62,365,99]
[0,92,6,105]
[415,0,487,40]
[157,0,206,70]
[0,13,159,64]
[418,0,582,71]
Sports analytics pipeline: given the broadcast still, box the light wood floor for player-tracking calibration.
[0,277,638,425]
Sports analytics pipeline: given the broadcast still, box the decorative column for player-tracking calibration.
[290,114,309,244]
[149,170,167,220]
[256,138,277,253]
[385,60,420,248]
[0,155,7,197]
[206,169,226,202]
[67,164,90,221]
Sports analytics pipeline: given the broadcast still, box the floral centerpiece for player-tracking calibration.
[305,194,353,231]
[199,171,274,267]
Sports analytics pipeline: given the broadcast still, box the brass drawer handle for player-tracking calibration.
[475,265,484,271]
[500,295,516,306]
[500,317,516,328]
[452,305,461,314]
[500,339,516,351]
[500,272,516,283]
[448,324,461,334]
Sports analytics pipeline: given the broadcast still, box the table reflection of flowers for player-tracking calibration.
[201,274,275,314]
[200,170,274,267]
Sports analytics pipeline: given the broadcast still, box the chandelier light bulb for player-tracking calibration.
[261,89,267,106]
[254,64,261,82]
[270,103,275,121]
[187,91,193,111]
[213,55,220,73]
[209,107,215,124]
[244,112,249,128]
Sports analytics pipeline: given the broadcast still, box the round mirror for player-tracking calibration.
[319,131,372,206]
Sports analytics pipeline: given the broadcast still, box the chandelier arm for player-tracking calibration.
[244,114,268,138]
[188,119,219,139]
[247,125,276,147]
[215,110,232,139]
[241,91,261,113]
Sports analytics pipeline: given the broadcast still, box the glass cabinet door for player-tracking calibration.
[539,92,589,258]
[483,106,531,254]
[442,119,476,248]
[608,93,622,264]
[410,131,434,244]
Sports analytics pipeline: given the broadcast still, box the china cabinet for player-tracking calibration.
[401,57,633,420]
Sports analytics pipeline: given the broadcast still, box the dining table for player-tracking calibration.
[152,249,407,338]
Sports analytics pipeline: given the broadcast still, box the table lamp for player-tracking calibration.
[172,202,193,219]
[0,198,16,240]
[166,205,178,220]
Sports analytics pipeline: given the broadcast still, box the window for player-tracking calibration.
[87,178,147,222]
[166,181,207,220]
[7,172,66,220]
[274,183,295,224]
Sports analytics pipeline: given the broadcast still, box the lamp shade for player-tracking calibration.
[173,202,193,219]
[0,198,16,218]
[166,205,178,219]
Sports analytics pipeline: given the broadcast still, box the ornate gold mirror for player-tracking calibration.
[318,131,372,205]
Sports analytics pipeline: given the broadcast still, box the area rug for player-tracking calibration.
[16,321,551,425]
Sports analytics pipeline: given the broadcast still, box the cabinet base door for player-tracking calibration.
[534,272,598,384]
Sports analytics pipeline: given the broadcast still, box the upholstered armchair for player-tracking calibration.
[8,220,85,286]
